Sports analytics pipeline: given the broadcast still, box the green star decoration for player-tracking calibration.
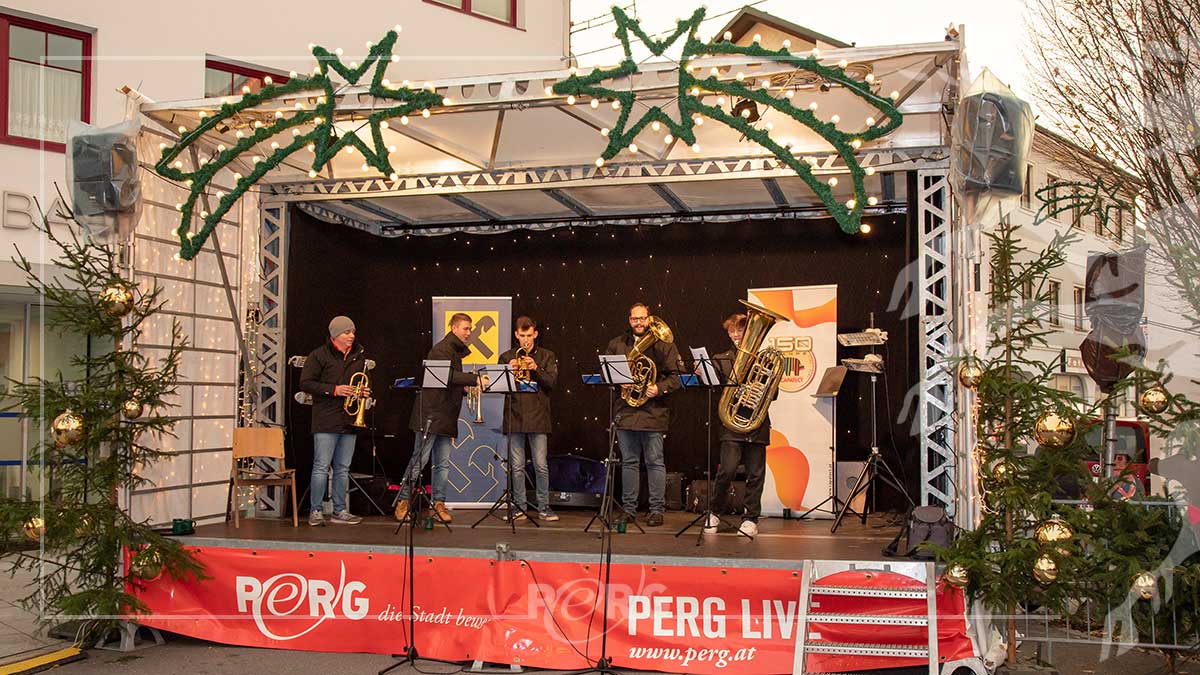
[155,29,443,260]
[553,6,904,235]
[1033,176,1132,232]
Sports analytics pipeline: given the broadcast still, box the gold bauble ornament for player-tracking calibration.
[1035,516,1074,545]
[991,461,1010,481]
[1138,385,1169,415]
[1032,554,1058,584]
[1034,411,1076,449]
[130,547,163,581]
[957,361,984,389]
[122,398,145,419]
[75,514,93,538]
[1132,571,1156,600]
[51,411,84,447]
[23,516,44,541]
[944,564,970,588]
[99,284,135,318]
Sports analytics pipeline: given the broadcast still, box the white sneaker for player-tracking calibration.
[738,520,758,537]
[703,514,719,532]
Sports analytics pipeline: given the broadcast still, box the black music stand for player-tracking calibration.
[583,356,644,535]
[798,366,848,520]
[390,360,452,534]
[675,348,750,543]
[473,365,541,532]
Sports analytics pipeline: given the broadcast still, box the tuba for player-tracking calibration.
[718,300,791,434]
[622,316,674,408]
[343,364,371,428]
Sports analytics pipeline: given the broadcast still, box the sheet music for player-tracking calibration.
[480,365,517,393]
[690,347,720,386]
[598,354,635,385]
[422,360,451,389]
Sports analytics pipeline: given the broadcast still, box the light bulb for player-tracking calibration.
[723,31,732,41]
[663,134,673,143]
[809,102,819,111]
[765,121,774,130]
[782,39,791,49]
[651,121,661,131]
[381,120,389,129]
[851,139,862,149]
[710,66,720,76]
[865,73,875,83]
[401,116,409,125]
[838,59,848,69]
[828,177,839,187]
[865,166,876,176]
[595,157,605,167]
[263,76,273,85]
[811,47,821,57]
[590,99,599,109]
[600,127,610,137]
[270,141,279,149]
[830,114,841,124]
[421,108,430,118]
[866,116,876,126]
[544,86,553,95]
[394,24,402,33]
[389,172,398,180]
[867,196,878,206]
[890,90,900,100]
[628,143,638,154]
[691,143,701,152]
[752,33,761,42]
[846,199,857,209]
[567,95,576,105]
[694,116,704,126]
[736,72,745,81]
[785,90,795,99]
[611,100,620,110]
[388,145,396,153]
[860,223,872,234]
[716,96,726,106]
[335,47,343,56]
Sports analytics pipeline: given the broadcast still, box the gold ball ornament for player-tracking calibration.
[99,284,135,318]
[75,514,93,538]
[51,411,84,447]
[122,398,145,419]
[1035,516,1074,545]
[957,361,984,389]
[1034,411,1076,449]
[1138,385,1170,415]
[1032,554,1058,584]
[944,564,970,588]
[1132,571,1156,600]
[130,547,163,581]
[23,516,44,541]
[991,461,1010,481]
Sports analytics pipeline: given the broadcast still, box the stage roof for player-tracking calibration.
[140,38,959,236]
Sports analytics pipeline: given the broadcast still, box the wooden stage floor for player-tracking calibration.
[184,508,901,568]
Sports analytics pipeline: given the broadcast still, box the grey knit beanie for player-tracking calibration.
[328,315,355,337]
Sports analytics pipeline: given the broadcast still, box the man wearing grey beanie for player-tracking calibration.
[299,315,369,526]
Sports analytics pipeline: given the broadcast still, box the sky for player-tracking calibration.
[569,0,1033,103]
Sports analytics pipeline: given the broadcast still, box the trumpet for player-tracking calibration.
[465,369,487,423]
[343,364,371,428]
[513,347,532,382]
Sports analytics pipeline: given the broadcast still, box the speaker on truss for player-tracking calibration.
[951,69,1033,198]
[67,118,142,238]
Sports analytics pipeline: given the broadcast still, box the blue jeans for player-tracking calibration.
[311,433,356,514]
[399,433,453,502]
[616,430,665,514]
[508,433,549,512]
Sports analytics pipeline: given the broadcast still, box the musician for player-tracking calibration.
[605,303,684,527]
[299,315,367,526]
[497,316,560,522]
[704,312,770,537]
[394,312,480,524]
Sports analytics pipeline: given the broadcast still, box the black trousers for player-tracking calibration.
[711,440,766,521]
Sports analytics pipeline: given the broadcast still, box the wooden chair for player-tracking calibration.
[229,427,297,528]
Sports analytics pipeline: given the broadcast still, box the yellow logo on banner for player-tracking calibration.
[767,335,817,393]
[444,310,500,364]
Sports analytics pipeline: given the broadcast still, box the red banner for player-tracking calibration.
[131,547,976,674]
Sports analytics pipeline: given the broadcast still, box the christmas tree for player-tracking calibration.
[0,202,204,645]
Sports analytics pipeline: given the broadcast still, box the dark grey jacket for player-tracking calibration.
[299,340,368,434]
[498,345,558,434]
[605,330,684,432]
[713,348,773,445]
[409,333,478,438]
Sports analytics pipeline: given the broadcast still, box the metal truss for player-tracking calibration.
[250,205,288,515]
[916,169,955,513]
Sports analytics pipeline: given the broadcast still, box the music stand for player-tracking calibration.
[472,365,541,531]
[675,348,750,543]
[797,366,848,520]
[583,356,645,535]
[390,360,453,534]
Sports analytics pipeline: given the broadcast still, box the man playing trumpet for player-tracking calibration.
[497,316,559,522]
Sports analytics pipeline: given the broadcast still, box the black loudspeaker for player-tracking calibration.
[636,471,686,511]
[542,454,605,509]
[953,89,1033,197]
[1081,245,1148,392]
[70,124,140,221]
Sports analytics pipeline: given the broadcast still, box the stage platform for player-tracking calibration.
[181,508,901,566]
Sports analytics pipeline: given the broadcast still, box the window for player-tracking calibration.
[1095,201,1107,238]
[1071,189,1084,229]
[1045,173,1060,219]
[1021,164,1033,209]
[1048,280,1061,326]
[1020,279,1034,304]
[1113,207,1124,243]
[1050,373,1087,399]
[425,0,517,27]
[204,59,288,98]
[1,13,91,151]
[1073,286,1085,331]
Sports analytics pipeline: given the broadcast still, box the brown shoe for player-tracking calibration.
[393,500,410,522]
[433,501,453,523]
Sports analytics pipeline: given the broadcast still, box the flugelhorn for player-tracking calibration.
[343,364,371,428]
[465,369,486,423]
[718,300,790,433]
[623,316,674,408]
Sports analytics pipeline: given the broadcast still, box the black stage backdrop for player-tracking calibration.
[285,205,920,512]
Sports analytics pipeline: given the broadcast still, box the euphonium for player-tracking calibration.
[343,365,371,428]
[622,316,674,408]
[718,300,791,434]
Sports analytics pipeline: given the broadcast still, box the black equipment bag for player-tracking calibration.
[882,506,954,559]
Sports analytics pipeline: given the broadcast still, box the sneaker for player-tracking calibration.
[330,511,362,525]
[537,508,560,522]
[703,514,719,532]
[393,500,410,522]
[308,510,325,527]
[504,510,528,522]
[646,512,664,527]
[433,501,453,523]
[739,519,759,537]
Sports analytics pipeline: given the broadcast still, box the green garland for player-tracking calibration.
[155,29,443,260]
[1032,175,1132,230]
[552,6,904,235]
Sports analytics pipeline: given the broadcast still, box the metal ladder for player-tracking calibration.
[792,560,939,675]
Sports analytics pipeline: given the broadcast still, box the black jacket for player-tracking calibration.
[605,330,684,432]
[299,340,368,434]
[713,348,772,445]
[409,333,478,438]
[498,345,558,434]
